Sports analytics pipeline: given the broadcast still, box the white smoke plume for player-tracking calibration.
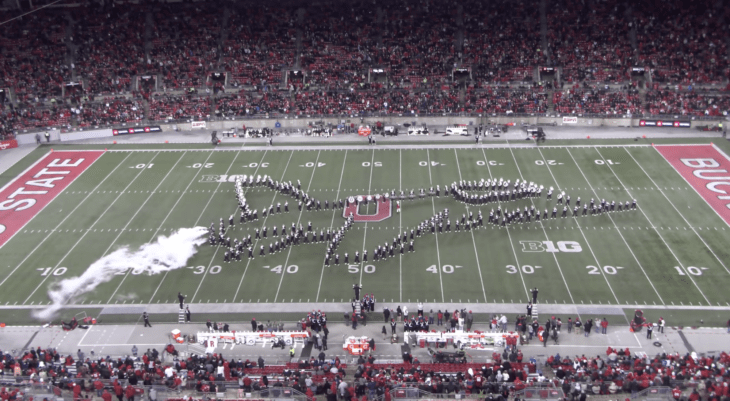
[33,227,208,320]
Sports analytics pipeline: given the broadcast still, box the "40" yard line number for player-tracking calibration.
[427,264,462,274]
[264,265,299,274]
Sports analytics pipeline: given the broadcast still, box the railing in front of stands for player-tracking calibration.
[630,386,673,401]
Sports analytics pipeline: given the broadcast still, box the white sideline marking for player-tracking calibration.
[594,147,711,305]
[565,148,664,305]
[24,152,164,304]
[425,149,445,302]
[315,150,348,301]
[452,149,487,303]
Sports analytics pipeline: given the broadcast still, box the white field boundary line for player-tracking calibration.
[506,144,576,303]
[173,150,245,304]
[231,151,294,303]
[452,149,488,303]
[100,144,659,152]
[315,150,348,301]
[23,151,163,304]
[0,149,52,194]
[0,151,105,252]
[106,151,218,304]
[535,147,621,305]
[479,147,530,302]
[629,147,730,277]
[0,152,129,289]
[356,149,376,288]
[425,149,445,302]
[399,149,403,302]
[565,148,665,305]
[274,150,322,302]
[593,147,712,305]
[149,150,246,304]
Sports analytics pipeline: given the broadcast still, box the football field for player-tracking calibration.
[2,141,730,317]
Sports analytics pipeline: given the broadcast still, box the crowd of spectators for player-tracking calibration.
[634,0,729,85]
[553,88,642,115]
[644,91,730,117]
[0,0,727,134]
[548,348,730,399]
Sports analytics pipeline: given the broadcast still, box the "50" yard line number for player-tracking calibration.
[348,265,376,273]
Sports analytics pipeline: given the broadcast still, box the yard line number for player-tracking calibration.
[674,266,708,276]
[362,162,382,167]
[188,265,222,275]
[534,160,562,166]
[594,159,619,165]
[427,264,462,274]
[132,163,154,169]
[38,267,67,276]
[348,265,376,273]
[264,265,299,274]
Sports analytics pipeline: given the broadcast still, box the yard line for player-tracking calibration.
[535,148,620,305]
[0,152,131,290]
[452,149,488,303]
[274,150,322,302]
[148,150,245,304]
[175,150,246,303]
[315,150,348,301]
[399,149,403,302]
[480,148,530,301]
[425,149,445,302]
[356,149,376,287]
[594,147,711,305]
[23,152,164,304]
[633,147,730,276]
[505,146,575,303]
[232,151,293,303]
[564,148,665,304]
[107,151,218,304]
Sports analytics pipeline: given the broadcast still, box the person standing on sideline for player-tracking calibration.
[390,319,397,335]
[526,303,532,317]
[584,319,592,337]
[531,288,539,303]
[44,131,50,142]
[601,318,608,334]
[35,133,41,144]
[647,323,654,339]
[437,310,443,325]
[567,317,573,333]
[658,317,665,333]
[177,292,186,309]
[185,306,191,322]
[143,312,152,327]
[251,318,257,331]
[382,325,387,340]
[131,345,138,357]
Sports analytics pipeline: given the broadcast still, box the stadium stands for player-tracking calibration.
[0,0,727,133]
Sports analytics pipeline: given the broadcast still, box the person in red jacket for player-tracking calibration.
[102,389,113,401]
[94,379,104,397]
[72,383,82,401]
[125,386,136,401]
[114,380,123,401]
[601,319,609,334]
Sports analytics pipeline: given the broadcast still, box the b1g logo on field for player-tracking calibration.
[343,196,392,222]
[520,241,582,253]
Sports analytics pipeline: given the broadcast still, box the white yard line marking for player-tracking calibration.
[108,151,218,303]
[399,149,403,303]
[182,151,246,303]
[536,148,620,304]
[638,147,730,275]
[506,146,575,303]
[274,150,322,302]
[315,150,348,301]
[452,149,488,303]
[480,148,530,301]
[232,151,293,303]
[594,147,711,305]
[0,152,131,289]
[425,149,445,302]
[23,152,165,303]
[357,149,376,287]
[565,148,665,304]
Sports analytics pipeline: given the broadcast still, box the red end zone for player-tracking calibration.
[655,144,730,226]
[0,150,104,247]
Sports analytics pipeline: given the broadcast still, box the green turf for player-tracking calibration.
[2,139,730,324]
